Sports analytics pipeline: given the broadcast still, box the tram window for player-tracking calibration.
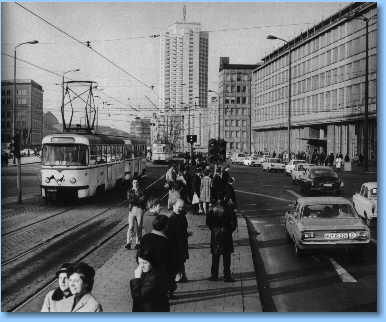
[102,145,107,163]
[117,145,123,161]
[97,145,104,164]
[111,145,116,162]
[42,144,88,166]
[125,145,131,159]
[90,145,97,165]
[106,145,111,162]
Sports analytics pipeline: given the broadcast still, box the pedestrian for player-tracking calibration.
[221,165,230,187]
[165,163,177,188]
[200,169,212,215]
[130,247,170,312]
[328,153,334,166]
[224,177,237,209]
[41,263,73,312]
[335,155,343,172]
[142,196,161,235]
[56,262,103,312]
[166,199,190,296]
[206,192,238,283]
[211,167,223,204]
[355,154,360,167]
[140,214,177,297]
[191,167,203,215]
[126,177,146,250]
[344,154,350,163]
[181,165,192,204]
[168,181,181,210]
[359,154,364,167]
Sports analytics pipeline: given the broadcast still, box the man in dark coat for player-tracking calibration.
[165,199,189,298]
[224,177,237,209]
[211,167,223,204]
[206,192,238,282]
[191,168,202,215]
[221,165,230,187]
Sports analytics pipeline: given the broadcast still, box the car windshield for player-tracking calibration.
[301,204,356,219]
[311,169,338,177]
[270,158,280,163]
[42,144,88,166]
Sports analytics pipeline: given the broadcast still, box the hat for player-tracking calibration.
[56,263,72,277]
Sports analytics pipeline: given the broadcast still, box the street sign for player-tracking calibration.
[187,135,197,143]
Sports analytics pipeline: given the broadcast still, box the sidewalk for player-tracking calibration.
[92,211,262,312]
[6,156,41,166]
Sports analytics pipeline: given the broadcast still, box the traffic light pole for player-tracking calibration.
[190,142,194,166]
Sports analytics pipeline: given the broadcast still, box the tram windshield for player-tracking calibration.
[42,144,88,166]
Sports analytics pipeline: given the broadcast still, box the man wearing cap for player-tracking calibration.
[126,177,146,250]
[41,263,73,312]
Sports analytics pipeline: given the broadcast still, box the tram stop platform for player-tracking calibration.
[92,210,262,312]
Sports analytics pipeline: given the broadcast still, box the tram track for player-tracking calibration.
[2,169,169,312]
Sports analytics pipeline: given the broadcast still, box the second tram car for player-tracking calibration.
[151,141,173,164]
[41,133,146,200]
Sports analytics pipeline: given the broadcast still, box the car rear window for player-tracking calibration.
[302,204,356,219]
[311,169,338,177]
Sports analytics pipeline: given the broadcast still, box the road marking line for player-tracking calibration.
[235,189,291,202]
[286,189,302,198]
[326,257,357,283]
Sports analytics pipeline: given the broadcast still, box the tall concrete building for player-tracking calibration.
[217,58,258,154]
[252,2,377,161]
[1,79,44,148]
[159,12,209,152]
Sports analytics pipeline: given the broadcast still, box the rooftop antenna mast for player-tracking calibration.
[183,5,186,22]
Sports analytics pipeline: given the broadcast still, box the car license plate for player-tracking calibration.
[324,233,348,239]
[324,183,333,187]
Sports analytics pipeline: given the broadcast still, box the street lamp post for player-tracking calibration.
[13,40,38,204]
[61,68,80,131]
[267,35,292,161]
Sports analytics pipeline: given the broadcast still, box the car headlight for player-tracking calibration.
[70,177,76,184]
[356,231,369,239]
[302,232,315,239]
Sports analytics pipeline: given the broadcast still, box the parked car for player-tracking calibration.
[21,148,34,157]
[2,149,13,159]
[352,182,377,227]
[255,154,270,167]
[262,158,285,172]
[285,159,306,176]
[243,155,259,167]
[291,163,314,184]
[231,153,246,165]
[300,166,344,195]
[285,196,370,256]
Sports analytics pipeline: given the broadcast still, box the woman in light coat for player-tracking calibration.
[200,169,212,215]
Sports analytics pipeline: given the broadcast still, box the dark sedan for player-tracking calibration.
[300,166,343,196]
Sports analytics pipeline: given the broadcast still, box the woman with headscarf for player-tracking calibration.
[41,263,73,312]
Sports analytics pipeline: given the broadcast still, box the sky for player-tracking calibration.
[2,1,350,132]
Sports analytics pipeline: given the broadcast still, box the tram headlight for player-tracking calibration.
[70,177,76,184]
[45,177,50,183]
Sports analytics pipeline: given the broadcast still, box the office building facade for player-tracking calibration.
[252,2,377,161]
[1,79,44,148]
[218,57,257,153]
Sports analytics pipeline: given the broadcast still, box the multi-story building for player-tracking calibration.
[252,2,377,161]
[1,79,44,148]
[218,57,258,154]
[130,117,151,145]
[159,16,209,152]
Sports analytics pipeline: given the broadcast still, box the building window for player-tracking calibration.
[225,120,230,126]
[236,97,241,104]
[242,131,247,139]
[242,97,247,104]
[225,131,229,138]
[242,120,247,127]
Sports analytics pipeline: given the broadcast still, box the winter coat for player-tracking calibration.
[166,211,189,263]
[130,269,170,312]
[41,287,72,312]
[127,188,146,211]
[191,174,201,197]
[211,174,223,202]
[53,293,103,312]
[200,176,212,202]
[224,183,237,209]
[206,201,237,255]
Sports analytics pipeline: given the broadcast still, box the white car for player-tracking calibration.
[285,159,306,176]
[231,153,246,165]
[243,155,259,166]
[21,148,34,157]
[262,158,285,172]
[255,154,270,167]
[291,163,314,184]
[352,182,377,227]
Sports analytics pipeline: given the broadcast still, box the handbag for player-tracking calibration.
[192,193,199,205]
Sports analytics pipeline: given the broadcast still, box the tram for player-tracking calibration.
[41,133,146,200]
[151,141,173,164]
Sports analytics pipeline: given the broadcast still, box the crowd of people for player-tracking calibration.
[42,161,239,313]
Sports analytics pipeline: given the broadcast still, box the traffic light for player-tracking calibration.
[12,134,21,158]
[187,135,197,143]
[218,139,227,163]
[208,138,218,163]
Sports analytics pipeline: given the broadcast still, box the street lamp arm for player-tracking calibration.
[15,40,39,49]
[266,35,288,43]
